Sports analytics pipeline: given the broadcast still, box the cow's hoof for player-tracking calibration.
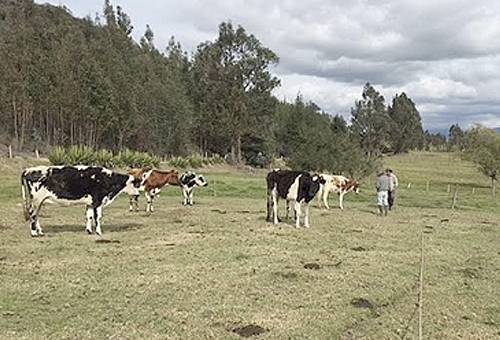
[30,231,38,237]
[86,229,93,234]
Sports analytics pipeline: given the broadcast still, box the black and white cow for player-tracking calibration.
[21,165,142,237]
[266,169,325,228]
[179,171,208,205]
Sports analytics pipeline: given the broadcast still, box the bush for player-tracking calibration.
[48,146,67,165]
[48,146,160,168]
[95,149,115,168]
[65,145,95,165]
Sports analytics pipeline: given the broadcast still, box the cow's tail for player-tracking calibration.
[21,172,31,221]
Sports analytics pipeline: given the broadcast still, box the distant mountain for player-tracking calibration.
[426,126,500,135]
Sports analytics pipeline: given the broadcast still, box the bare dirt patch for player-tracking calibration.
[232,324,268,338]
[304,263,321,270]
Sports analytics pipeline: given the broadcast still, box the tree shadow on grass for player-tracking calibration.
[44,222,143,234]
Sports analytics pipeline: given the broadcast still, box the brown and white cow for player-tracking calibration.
[317,174,360,210]
[128,168,180,212]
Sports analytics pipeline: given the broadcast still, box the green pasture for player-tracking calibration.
[0,153,498,339]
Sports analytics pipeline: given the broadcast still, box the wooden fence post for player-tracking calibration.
[471,187,475,195]
[418,227,425,340]
[447,184,451,193]
[8,144,13,159]
[451,184,458,209]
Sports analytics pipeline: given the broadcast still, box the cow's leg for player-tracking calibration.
[266,192,272,222]
[28,202,43,237]
[129,195,138,212]
[339,193,345,210]
[272,190,279,225]
[182,188,189,206]
[85,207,94,234]
[189,190,194,205]
[145,191,154,212]
[294,201,302,228]
[28,204,39,237]
[134,195,139,211]
[323,189,330,210]
[94,206,104,236]
[285,200,289,219]
[304,203,310,228]
[317,186,324,208]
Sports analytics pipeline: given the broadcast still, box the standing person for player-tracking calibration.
[386,168,399,210]
[376,171,390,216]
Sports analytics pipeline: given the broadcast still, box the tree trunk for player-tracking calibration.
[12,96,18,149]
[236,132,242,164]
[230,132,242,165]
[19,105,26,150]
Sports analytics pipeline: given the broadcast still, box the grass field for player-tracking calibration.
[0,152,499,339]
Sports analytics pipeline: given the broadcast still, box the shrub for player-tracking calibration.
[48,146,160,168]
[48,146,67,165]
[95,149,115,168]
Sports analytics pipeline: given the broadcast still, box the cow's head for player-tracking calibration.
[124,175,142,196]
[308,174,326,199]
[349,180,360,194]
[195,175,208,187]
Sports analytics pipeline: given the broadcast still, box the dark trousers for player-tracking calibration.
[388,190,396,209]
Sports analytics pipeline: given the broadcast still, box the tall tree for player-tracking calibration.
[448,123,465,151]
[388,92,424,153]
[350,83,390,158]
[463,126,500,196]
[192,22,280,163]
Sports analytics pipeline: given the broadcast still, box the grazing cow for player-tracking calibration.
[317,174,360,210]
[128,168,180,212]
[21,165,141,237]
[266,169,325,228]
[179,171,208,205]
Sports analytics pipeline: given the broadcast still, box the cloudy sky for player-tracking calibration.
[38,0,500,130]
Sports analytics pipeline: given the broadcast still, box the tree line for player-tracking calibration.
[0,0,447,178]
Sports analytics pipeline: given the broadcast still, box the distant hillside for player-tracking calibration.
[428,126,500,135]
